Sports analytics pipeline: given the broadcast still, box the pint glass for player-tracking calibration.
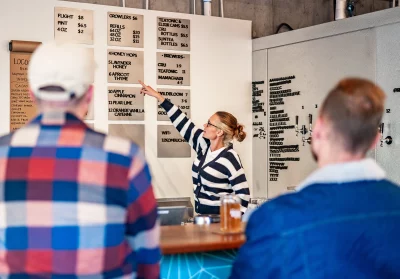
[220,194,242,233]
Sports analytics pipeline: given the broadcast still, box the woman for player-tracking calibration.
[139,81,251,215]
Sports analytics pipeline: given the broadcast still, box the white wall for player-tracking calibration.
[0,0,252,200]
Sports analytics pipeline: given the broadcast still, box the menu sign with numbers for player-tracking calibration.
[108,12,144,48]
[108,50,144,84]
[54,7,94,44]
[157,125,191,158]
[157,52,190,86]
[157,89,190,121]
[157,17,190,51]
[108,86,144,120]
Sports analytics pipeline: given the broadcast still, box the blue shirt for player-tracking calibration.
[230,159,400,278]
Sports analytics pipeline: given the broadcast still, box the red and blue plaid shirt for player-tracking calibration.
[0,112,160,278]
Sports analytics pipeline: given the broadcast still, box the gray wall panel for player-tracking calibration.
[266,29,376,198]
[376,22,400,183]
[252,50,268,198]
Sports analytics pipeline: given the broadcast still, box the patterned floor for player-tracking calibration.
[161,250,238,279]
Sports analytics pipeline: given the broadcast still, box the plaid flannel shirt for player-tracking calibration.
[0,112,160,279]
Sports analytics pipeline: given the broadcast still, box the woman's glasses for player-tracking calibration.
[207,120,220,129]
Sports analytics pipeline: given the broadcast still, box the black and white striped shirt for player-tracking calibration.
[160,100,250,214]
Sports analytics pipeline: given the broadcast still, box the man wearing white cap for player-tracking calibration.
[0,42,160,278]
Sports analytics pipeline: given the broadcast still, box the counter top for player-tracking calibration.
[160,223,246,255]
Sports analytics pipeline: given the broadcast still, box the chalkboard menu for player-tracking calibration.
[108,49,144,84]
[157,17,190,51]
[54,7,94,45]
[157,52,190,86]
[108,87,144,120]
[157,125,191,158]
[108,12,144,48]
[157,88,190,121]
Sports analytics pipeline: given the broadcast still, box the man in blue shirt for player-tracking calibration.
[230,78,400,278]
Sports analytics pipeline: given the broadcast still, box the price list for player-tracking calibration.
[54,7,94,44]
[108,12,144,48]
[157,88,190,121]
[108,49,144,84]
[156,52,190,86]
[108,86,144,120]
[157,17,190,51]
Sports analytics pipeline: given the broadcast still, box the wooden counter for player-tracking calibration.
[160,223,246,255]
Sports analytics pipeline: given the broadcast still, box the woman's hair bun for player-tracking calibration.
[235,124,246,142]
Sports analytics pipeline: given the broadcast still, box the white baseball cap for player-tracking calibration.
[28,42,95,102]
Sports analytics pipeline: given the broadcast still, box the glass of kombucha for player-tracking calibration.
[220,194,242,233]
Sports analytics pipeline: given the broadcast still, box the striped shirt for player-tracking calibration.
[160,100,250,214]
[0,112,160,279]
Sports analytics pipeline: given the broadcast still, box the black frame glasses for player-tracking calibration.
[207,120,220,129]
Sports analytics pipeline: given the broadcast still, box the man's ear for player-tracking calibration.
[85,85,93,104]
[369,132,381,150]
[313,117,323,140]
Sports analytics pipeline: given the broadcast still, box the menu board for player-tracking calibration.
[157,125,191,158]
[108,12,144,48]
[10,52,37,131]
[157,52,190,86]
[157,17,190,51]
[108,49,144,84]
[108,124,145,151]
[268,75,300,183]
[108,86,144,120]
[252,81,266,140]
[54,7,94,45]
[157,88,190,121]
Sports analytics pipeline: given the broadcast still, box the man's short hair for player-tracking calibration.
[321,78,385,154]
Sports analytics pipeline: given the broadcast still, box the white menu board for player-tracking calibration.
[54,7,94,44]
[108,12,144,48]
[108,50,144,84]
[157,17,190,51]
[157,88,190,121]
[157,52,190,86]
[108,87,144,120]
